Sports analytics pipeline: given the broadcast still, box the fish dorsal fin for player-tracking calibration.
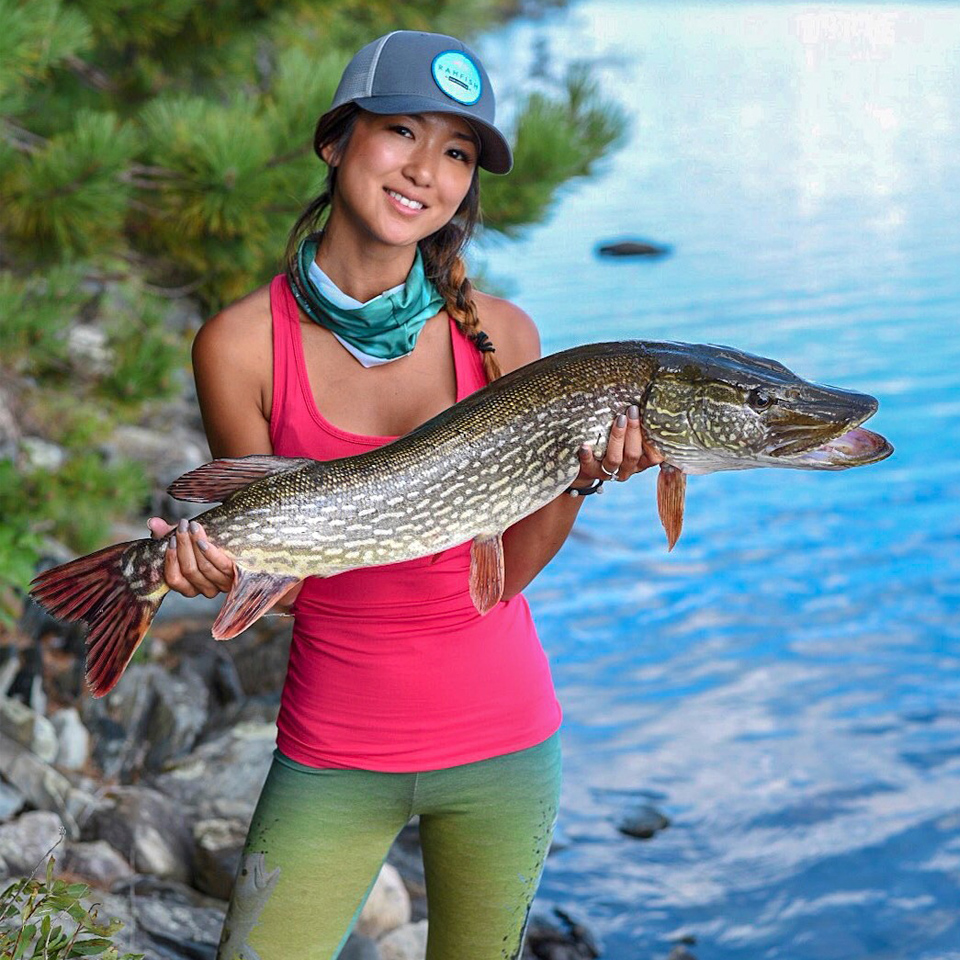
[657,463,687,551]
[168,456,313,503]
[469,533,505,616]
[211,566,301,640]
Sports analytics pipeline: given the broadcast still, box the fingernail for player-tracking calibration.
[177,518,188,534]
[616,414,627,428]
[578,444,591,456]
[197,539,209,551]
[628,405,639,419]
[189,520,200,535]
[167,536,176,550]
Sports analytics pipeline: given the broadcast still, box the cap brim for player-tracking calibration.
[353,95,513,174]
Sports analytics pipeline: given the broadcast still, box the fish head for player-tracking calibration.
[639,342,893,474]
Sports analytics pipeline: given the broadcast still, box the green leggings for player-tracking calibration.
[216,733,562,960]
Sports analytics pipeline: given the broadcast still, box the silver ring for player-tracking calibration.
[599,462,620,479]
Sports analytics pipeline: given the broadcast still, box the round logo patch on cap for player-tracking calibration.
[431,51,482,106]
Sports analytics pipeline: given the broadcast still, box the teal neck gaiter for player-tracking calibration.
[290,235,446,367]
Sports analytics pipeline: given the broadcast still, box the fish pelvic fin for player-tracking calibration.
[212,566,301,640]
[29,539,168,698]
[657,464,687,551]
[168,455,313,503]
[469,533,505,616]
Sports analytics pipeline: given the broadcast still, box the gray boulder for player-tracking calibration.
[63,839,134,889]
[135,897,225,960]
[192,817,248,900]
[82,785,194,882]
[0,731,94,837]
[50,706,91,770]
[357,863,411,939]
[0,694,58,763]
[0,779,26,821]
[0,810,65,875]
[378,920,428,960]
[151,721,277,820]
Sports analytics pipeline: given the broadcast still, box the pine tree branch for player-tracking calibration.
[264,142,312,169]
[1,119,48,155]
[64,55,116,93]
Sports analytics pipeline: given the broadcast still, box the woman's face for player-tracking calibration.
[325,111,479,249]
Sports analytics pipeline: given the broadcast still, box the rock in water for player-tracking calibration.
[616,803,671,839]
[596,239,671,258]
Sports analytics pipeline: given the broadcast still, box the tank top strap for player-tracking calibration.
[448,315,488,400]
[269,273,308,451]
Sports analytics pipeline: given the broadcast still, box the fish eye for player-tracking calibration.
[748,389,774,410]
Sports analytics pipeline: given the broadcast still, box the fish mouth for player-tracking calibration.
[785,426,894,469]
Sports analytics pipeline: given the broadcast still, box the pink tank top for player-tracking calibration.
[268,275,562,771]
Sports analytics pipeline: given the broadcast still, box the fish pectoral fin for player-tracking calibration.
[211,567,301,640]
[469,533,505,616]
[168,455,314,503]
[657,464,687,552]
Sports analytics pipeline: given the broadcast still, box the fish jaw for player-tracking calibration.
[779,426,894,470]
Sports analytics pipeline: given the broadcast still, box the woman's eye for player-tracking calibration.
[448,148,475,163]
[391,125,413,138]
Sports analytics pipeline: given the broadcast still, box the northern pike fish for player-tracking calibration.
[30,341,892,697]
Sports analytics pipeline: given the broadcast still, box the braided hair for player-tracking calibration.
[285,104,502,383]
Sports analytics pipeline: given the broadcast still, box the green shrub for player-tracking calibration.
[0,852,143,960]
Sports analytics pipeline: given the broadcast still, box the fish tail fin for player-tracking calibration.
[29,539,169,698]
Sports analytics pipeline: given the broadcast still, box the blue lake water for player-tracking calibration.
[478,4,960,958]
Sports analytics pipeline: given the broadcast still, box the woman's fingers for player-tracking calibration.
[148,517,176,540]
[164,534,199,598]
[620,405,643,477]
[572,407,660,489]
[189,522,236,588]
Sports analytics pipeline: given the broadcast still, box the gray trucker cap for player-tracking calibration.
[327,30,513,174]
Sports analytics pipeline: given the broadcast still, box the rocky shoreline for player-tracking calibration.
[0,609,619,960]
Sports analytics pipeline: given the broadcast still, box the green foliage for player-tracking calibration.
[0,0,626,622]
[0,266,88,373]
[0,851,143,959]
[3,454,150,555]
[481,64,628,234]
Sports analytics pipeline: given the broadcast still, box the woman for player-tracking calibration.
[150,29,659,960]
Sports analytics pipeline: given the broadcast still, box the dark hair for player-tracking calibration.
[285,104,502,382]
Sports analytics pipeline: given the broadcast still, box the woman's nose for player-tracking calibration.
[402,148,434,187]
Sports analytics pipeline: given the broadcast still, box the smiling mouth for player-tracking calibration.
[385,188,425,211]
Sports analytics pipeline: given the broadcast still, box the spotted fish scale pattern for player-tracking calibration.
[185,345,654,578]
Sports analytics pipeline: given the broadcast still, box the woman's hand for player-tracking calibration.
[570,404,664,490]
[147,517,236,599]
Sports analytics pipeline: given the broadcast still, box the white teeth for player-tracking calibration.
[387,189,423,210]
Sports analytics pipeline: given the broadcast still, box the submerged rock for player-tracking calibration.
[596,239,672,258]
[616,803,671,839]
[524,907,601,960]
